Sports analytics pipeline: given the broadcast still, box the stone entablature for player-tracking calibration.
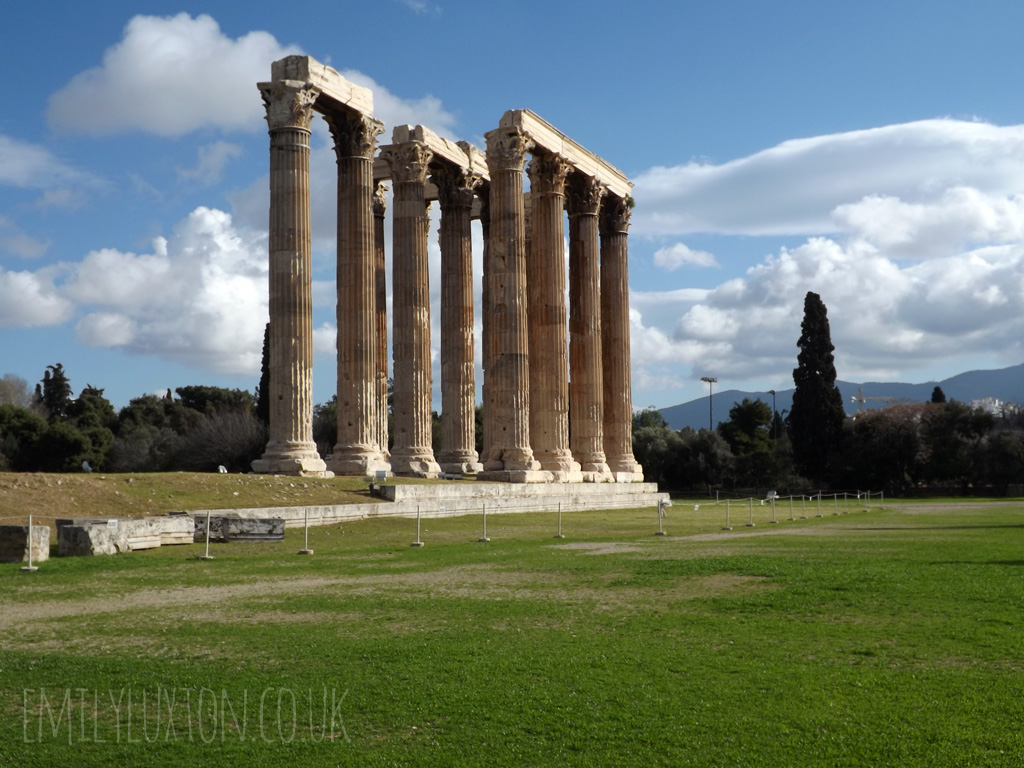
[254,55,642,484]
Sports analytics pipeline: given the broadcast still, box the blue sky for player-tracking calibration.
[3,1,1024,411]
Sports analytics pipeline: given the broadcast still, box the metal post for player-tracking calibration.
[200,509,214,560]
[788,496,795,521]
[801,495,808,519]
[723,499,732,531]
[298,506,313,555]
[20,514,38,573]
[833,494,840,515]
[555,502,565,539]
[816,493,823,518]
[411,505,424,547]
[746,498,755,527]
[478,502,490,542]
[769,496,778,524]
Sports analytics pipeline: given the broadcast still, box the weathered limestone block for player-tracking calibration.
[0,525,50,564]
[193,515,286,543]
[58,521,130,556]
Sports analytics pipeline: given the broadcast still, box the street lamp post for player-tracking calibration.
[700,376,717,431]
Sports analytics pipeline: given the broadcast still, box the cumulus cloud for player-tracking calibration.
[631,119,1024,238]
[0,267,73,327]
[652,242,718,270]
[47,13,301,137]
[59,207,268,374]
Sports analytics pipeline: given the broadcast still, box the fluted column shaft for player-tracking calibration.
[483,128,540,474]
[527,153,578,476]
[567,174,610,476]
[252,81,328,476]
[478,187,493,466]
[373,182,390,457]
[434,165,484,474]
[601,197,642,478]
[326,113,390,476]
[381,141,441,477]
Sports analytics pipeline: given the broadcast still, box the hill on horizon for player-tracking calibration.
[657,362,1024,432]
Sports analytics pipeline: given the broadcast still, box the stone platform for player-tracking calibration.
[192,481,667,529]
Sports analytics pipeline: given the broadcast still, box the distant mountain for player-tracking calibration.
[657,362,1024,431]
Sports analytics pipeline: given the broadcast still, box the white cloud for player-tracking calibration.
[47,13,301,137]
[652,242,718,270]
[339,71,458,139]
[631,119,1024,238]
[0,134,102,192]
[177,141,244,186]
[62,207,268,374]
[0,267,73,327]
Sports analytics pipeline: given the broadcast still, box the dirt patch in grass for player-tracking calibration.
[550,542,647,555]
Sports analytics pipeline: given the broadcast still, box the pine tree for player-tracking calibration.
[255,322,271,427]
[788,292,845,485]
[34,363,73,421]
[930,385,947,404]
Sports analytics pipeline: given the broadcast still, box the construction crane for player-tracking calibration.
[850,387,898,415]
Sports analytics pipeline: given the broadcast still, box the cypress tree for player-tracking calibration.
[788,292,845,485]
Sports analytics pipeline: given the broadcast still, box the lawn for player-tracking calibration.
[1,494,1023,766]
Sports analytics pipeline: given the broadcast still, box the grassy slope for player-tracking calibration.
[0,473,384,524]
[1,497,1023,766]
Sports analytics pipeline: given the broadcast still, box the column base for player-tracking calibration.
[391,447,442,478]
[438,450,483,475]
[326,444,391,477]
[611,470,646,483]
[535,450,582,477]
[581,470,615,483]
[251,442,333,478]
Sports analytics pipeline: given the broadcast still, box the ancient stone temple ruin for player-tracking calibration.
[252,56,642,483]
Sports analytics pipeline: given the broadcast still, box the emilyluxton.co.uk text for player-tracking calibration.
[22,686,349,745]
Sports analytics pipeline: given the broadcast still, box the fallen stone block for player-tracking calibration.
[0,524,50,564]
[58,520,130,556]
[193,515,285,543]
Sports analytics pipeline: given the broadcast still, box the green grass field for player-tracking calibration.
[2,496,1023,766]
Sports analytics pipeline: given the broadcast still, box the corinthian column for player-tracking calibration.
[527,152,581,480]
[433,164,484,474]
[252,80,330,477]
[373,181,390,459]
[325,112,390,476]
[481,128,542,481]
[380,141,441,477]
[601,196,643,481]
[567,173,611,480]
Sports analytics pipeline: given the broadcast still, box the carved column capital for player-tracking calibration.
[432,164,483,211]
[566,174,606,217]
[485,128,534,173]
[527,152,572,196]
[600,195,632,235]
[380,141,434,185]
[372,181,389,217]
[260,81,321,132]
[325,113,384,161]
